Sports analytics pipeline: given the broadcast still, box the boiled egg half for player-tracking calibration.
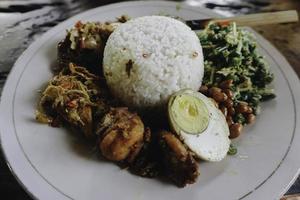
[168,89,230,162]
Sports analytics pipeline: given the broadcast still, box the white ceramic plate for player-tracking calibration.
[0,1,299,200]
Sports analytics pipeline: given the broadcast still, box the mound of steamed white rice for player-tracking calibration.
[103,16,204,109]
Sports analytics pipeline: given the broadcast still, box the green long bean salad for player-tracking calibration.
[198,22,275,122]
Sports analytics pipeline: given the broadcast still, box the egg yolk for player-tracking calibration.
[169,94,210,134]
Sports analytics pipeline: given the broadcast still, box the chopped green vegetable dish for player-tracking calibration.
[198,22,275,115]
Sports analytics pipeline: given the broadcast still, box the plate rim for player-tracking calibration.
[0,1,299,200]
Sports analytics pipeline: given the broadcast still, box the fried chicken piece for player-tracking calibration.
[96,108,148,163]
[159,131,199,187]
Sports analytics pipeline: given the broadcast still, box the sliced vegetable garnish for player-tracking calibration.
[228,144,237,155]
